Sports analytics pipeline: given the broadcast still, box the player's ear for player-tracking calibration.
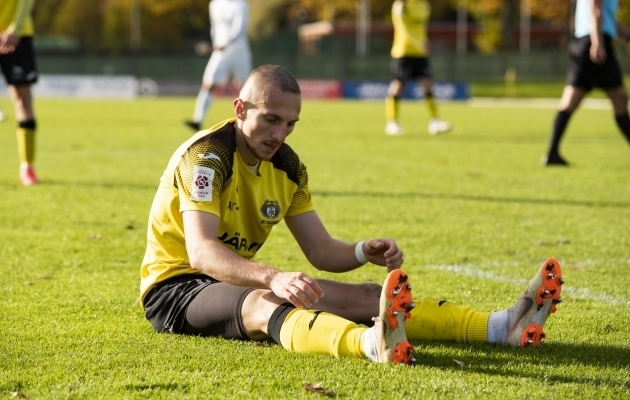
[233,98,247,120]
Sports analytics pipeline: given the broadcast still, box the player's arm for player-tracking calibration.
[219,2,248,51]
[183,210,323,308]
[0,0,35,54]
[285,211,404,273]
[589,0,606,64]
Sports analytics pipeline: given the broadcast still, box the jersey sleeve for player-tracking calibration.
[174,138,232,217]
[285,161,315,217]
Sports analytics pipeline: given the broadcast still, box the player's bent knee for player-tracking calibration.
[241,289,287,339]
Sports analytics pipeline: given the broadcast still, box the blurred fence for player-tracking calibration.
[34,29,630,94]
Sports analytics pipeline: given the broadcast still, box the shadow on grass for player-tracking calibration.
[413,341,630,388]
[311,190,630,209]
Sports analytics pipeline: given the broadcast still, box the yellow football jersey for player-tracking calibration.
[140,119,315,299]
[0,0,34,36]
[390,0,430,58]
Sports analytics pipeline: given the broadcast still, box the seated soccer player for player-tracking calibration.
[141,64,563,365]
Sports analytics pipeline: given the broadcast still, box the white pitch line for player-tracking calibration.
[468,97,612,110]
[428,264,630,308]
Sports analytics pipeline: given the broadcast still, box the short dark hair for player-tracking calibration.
[251,64,301,95]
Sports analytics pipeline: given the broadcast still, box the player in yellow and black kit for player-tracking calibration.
[385,0,452,136]
[141,65,565,366]
[0,0,39,185]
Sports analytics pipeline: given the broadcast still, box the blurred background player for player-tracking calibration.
[542,0,630,166]
[0,0,39,185]
[385,0,452,136]
[184,0,252,132]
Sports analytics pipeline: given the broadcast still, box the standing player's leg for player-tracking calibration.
[606,85,630,145]
[542,85,586,166]
[385,78,405,135]
[185,53,227,131]
[9,83,39,185]
[2,36,40,185]
[420,76,452,135]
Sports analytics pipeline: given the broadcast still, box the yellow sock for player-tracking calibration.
[385,96,398,122]
[16,127,36,164]
[425,94,438,119]
[405,298,489,343]
[279,309,367,358]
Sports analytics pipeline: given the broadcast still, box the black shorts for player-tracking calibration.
[391,57,433,81]
[142,275,255,340]
[0,37,38,86]
[566,35,623,91]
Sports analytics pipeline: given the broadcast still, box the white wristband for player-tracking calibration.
[355,241,368,265]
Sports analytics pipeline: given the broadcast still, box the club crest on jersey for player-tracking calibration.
[191,166,215,201]
[260,199,281,220]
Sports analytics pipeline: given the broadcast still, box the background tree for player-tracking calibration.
[31,0,630,54]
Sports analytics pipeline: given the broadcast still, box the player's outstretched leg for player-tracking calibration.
[504,258,564,347]
[373,269,416,364]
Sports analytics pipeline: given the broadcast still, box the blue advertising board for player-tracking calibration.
[342,80,469,100]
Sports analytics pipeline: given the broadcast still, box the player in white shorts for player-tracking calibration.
[185,0,252,132]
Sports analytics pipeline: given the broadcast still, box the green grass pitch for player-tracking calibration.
[0,96,629,399]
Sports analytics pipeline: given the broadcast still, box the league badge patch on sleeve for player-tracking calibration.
[191,166,215,201]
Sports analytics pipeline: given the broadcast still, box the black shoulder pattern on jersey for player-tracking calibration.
[174,123,237,190]
[270,143,302,186]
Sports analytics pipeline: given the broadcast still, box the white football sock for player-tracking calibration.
[361,325,378,361]
[192,90,213,123]
[487,310,509,344]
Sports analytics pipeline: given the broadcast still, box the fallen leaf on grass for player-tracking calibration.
[10,390,27,398]
[303,382,336,397]
[454,359,465,368]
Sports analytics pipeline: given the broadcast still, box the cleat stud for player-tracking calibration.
[547,272,554,279]
[408,302,416,310]
[555,296,563,303]
[546,263,554,271]
[392,289,399,296]
[407,284,412,290]
[527,339,533,344]
[559,278,564,285]
[392,310,399,315]
[543,289,550,295]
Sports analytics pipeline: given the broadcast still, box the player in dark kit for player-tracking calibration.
[542,0,630,166]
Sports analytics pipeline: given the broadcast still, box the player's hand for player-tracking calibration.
[363,239,403,272]
[589,42,606,64]
[0,32,20,54]
[269,271,324,309]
